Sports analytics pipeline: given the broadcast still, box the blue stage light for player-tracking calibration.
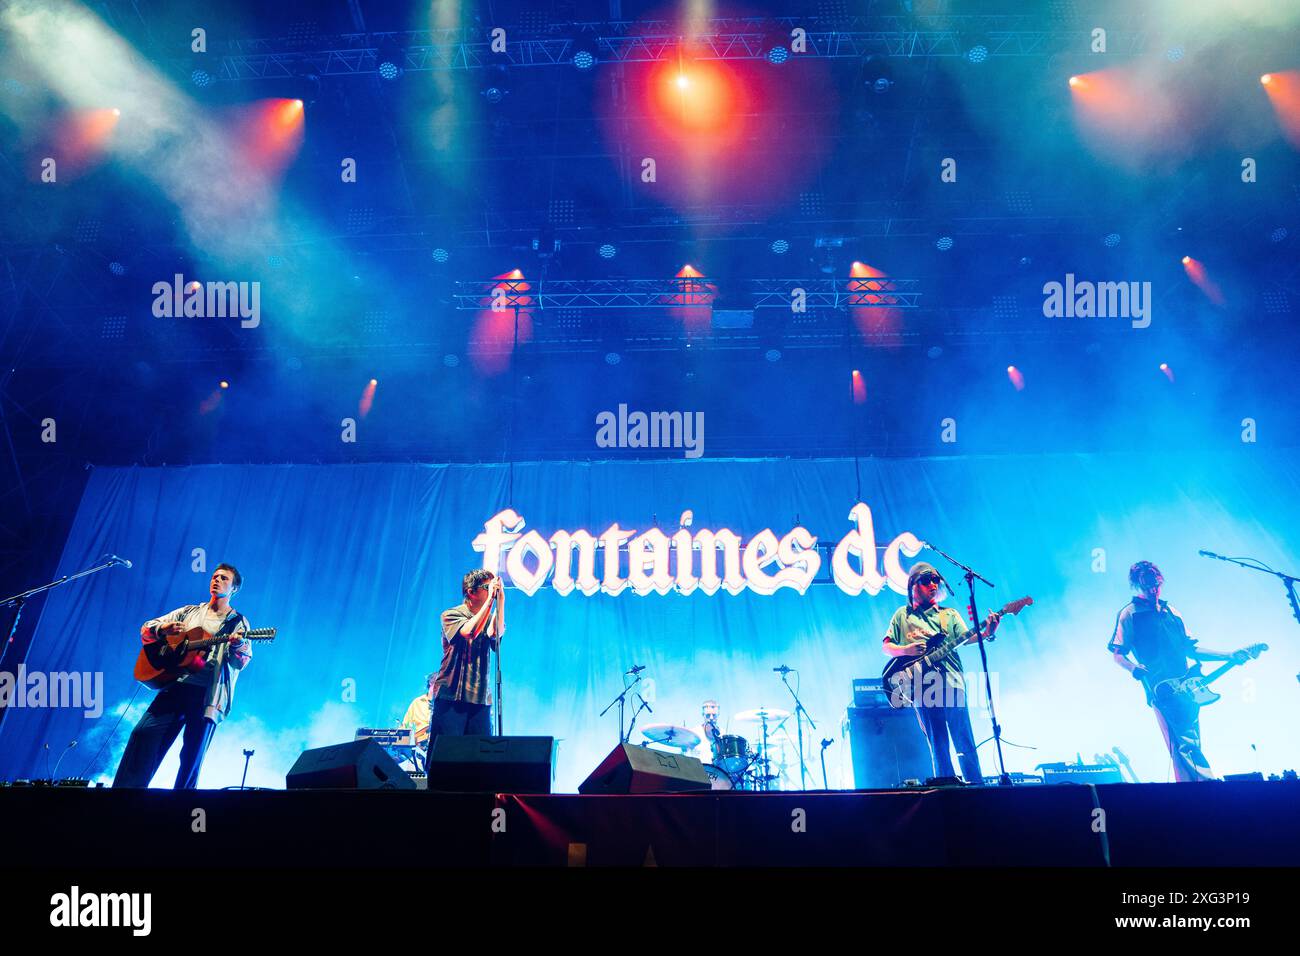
[190,69,212,88]
[108,261,125,276]
[768,46,789,65]
[935,236,953,251]
[443,354,460,368]
[770,239,789,254]
[927,345,943,359]
[573,50,595,71]
[1271,227,1288,243]
[1104,233,1121,248]
[598,243,617,260]
[605,352,622,366]
[483,86,504,105]
[967,45,988,64]
[431,248,450,263]
[1166,47,1184,62]
[378,60,400,81]
[765,349,782,362]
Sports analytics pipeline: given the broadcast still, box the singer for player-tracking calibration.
[430,569,504,747]
[113,564,250,789]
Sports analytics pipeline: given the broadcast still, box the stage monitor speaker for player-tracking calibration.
[845,706,932,789]
[426,735,556,793]
[578,744,711,795]
[286,738,416,790]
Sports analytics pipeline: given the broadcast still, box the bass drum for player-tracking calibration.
[702,764,734,791]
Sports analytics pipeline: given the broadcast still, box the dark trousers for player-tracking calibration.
[113,682,216,789]
[428,697,491,751]
[914,698,982,784]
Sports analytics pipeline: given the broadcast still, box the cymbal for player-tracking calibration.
[640,724,701,750]
[733,707,791,724]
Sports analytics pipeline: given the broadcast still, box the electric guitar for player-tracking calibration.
[882,596,1034,708]
[134,625,277,689]
[1147,643,1268,713]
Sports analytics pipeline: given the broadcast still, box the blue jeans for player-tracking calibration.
[914,697,982,784]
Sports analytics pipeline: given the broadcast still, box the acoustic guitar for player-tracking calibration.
[134,625,277,689]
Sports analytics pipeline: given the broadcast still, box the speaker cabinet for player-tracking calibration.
[426,735,556,793]
[286,738,416,790]
[578,744,711,795]
[845,707,932,789]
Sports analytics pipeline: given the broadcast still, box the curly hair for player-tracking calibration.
[461,568,495,597]
[1128,560,1163,590]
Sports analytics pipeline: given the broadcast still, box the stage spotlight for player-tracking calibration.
[765,348,782,362]
[571,36,598,71]
[108,261,125,276]
[1103,233,1121,248]
[191,68,213,88]
[443,354,460,368]
[1069,75,1082,88]
[220,381,229,389]
[481,65,509,104]
[431,247,450,263]
[377,37,403,81]
[967,45,988,64]
[851,369,866,404]
[1261,74,1272,85]
[598,243,617,259]
[935,236,954,251]
[1160,363,1175,383]
[926,345,943,359]
[1006,366,1025,391]
[605,352,622,366]
[859,56,894,93]
[1166,47,1184,62]
[768,45,789,65]
[1271,227,1288,243]
[676,73,690,90]
[1181,255,1191,264]
[112,108,120,116]
[770,239,789,254]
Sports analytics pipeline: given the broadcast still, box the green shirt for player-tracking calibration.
[883,603,969,688]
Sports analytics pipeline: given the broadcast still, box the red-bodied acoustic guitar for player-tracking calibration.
[134,625,277,689]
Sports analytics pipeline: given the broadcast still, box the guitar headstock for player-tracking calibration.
[244,627,277,642]
[1001,596,1034,617]
[1246,643,1267,659]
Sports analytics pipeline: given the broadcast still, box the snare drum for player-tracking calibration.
[716,734,749,773]
[703,764,734,790]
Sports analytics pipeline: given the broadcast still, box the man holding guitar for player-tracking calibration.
[882,563,1001,785]
[1110,560,1263,782]
[114,564,251,789]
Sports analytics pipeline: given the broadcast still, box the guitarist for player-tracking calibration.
[1109,560,1253,782]
[882,562,1000,785]
[113,564,251,789]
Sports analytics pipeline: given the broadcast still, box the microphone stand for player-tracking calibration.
[819,739,833,790]
[778,670,816,790]
[598,670,644,745]
[491,593,503,737]
[923,539,1011,787]
[626,693,653,744]
[1199,551,1300,633]
[240,749,255,789]
[0,556,128,670]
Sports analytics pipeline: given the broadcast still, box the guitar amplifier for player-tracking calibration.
[1037,763,1123,785]
[851,677,891,710]
[844,706,932,789]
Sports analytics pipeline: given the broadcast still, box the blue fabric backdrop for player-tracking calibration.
[3,451,1298,791]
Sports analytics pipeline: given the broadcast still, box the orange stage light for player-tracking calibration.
[1181,255,1225,306]
[1260,70,1300,148]
[1007,366,1025,391]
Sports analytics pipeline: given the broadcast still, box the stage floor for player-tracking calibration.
[6,779,1298,868]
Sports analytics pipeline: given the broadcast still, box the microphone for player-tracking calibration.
[105,554,133,569]
[820,738,834,749]
[1198,550,1223,560]
[625,664,646,675]
[773,665,792,674]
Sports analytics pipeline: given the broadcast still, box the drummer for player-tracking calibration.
[691,698,725,764]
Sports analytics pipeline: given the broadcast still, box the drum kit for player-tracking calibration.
[640,706,795,791]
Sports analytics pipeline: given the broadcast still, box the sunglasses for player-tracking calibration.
[915,574,942,586]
